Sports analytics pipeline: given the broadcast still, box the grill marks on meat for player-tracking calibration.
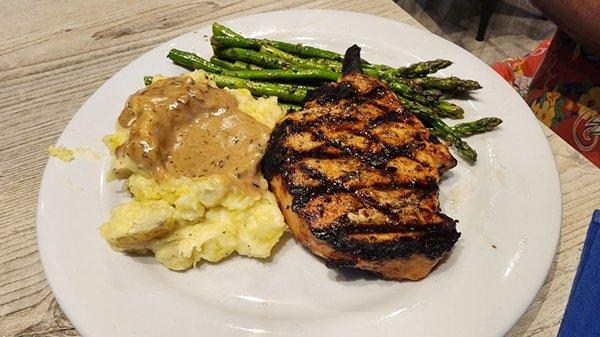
[261,46,460,280]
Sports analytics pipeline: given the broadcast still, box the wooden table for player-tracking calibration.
[1,1,598,336]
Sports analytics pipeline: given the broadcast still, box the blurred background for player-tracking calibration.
[395,0,555,65]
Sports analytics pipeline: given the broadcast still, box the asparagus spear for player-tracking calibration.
[211,35,258,49]
[304,57,385,73]
[215,47,293,69]
[210,26,469,89]
[210,31,344,61]
[209,74,308,103]
[433,101,464,119]
[260,45,341,72]
[230,51,437,107]
[210,57,242,70]
[261,45,392,79]
[428,116,478,162]
[234,61,262,70]
[256,51,435,105]
[210,57,264,70]
[452,117,503,137]
[397,96,440,118]
[256,46,445,104]
[214,23,379,65]
[388,81,436,105]
[166,48,469,118]
[167,50,309,102]
[249,48,436,104]
[305,57,345,68]
[258,45,405,87]
[222,68,339,82]
[396,59,453,78]
[212,23,243,38]
[423,88,443,99]
[409,76,482,93]
[170,48,460,121]
[262,39,345,61]
[168,49,223,73]
[169,49,317,89]
[397,96,477,162]
[209,47,436,107]
[210,24,479,96]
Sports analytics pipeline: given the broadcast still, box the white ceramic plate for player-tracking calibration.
[37,9,561,337]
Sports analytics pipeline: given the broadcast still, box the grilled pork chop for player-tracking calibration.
[261,45,460,280]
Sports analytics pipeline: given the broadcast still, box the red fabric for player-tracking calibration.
[493,31,600,167]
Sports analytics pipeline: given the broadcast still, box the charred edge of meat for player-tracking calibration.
[305,82,357,105]
[261,118,296,181]
[324,256,359,269]
[313,224,460,261]
[342,44,363,75]
[322,261,388,280]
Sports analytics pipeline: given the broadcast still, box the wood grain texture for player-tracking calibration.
[0,1,597,336]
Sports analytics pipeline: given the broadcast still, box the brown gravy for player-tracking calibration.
[117,75,270,184]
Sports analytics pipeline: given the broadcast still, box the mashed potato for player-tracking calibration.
[48,145,75,162]
[100,71,287,270]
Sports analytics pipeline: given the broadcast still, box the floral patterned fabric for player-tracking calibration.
[493,31,600,167]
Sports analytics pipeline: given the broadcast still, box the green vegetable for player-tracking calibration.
[222,68,339,82]
[409,76,482,93]
[215,47,293,69]
[260,45,341,72]
[396,96,475,162]
[210,57,263,70]
[209,74,309,103]
[212,23,243,38]
[433,100,464,119]
[420,113,478,163]
[396,59,452,78]
[234,61,262,70]
[209,57,242,70]
[211,23,346,61]
[388,81,438,105]
[452,117,503,137]
[167,49,222,73]
[211,35,258,50]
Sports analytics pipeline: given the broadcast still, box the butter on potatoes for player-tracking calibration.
[100,71,287,271]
